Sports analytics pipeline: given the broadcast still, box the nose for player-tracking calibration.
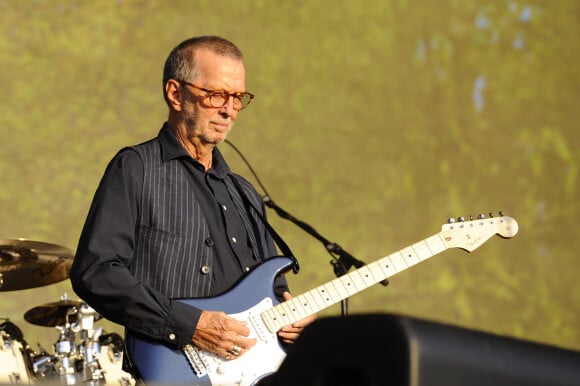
[219,97,238,118]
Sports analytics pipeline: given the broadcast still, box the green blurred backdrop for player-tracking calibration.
[1,0,579,355]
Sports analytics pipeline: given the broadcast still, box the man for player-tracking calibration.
[70,36,315,381]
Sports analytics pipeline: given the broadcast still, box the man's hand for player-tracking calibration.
[192,310,257,359]
[277,292,317,344]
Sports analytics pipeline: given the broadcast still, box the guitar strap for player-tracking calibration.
[229,175,300,274]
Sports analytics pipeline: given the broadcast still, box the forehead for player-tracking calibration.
[194,49,246,90]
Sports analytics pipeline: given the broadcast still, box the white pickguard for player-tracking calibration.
[183,298,285,386]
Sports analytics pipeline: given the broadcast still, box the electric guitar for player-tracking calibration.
[124,214,518,385]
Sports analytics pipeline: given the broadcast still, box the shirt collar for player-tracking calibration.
[158,123,231,177]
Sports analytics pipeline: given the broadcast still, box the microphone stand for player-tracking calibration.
[263,196,388,317]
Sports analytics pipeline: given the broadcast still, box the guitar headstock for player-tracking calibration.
[439,213,519,252]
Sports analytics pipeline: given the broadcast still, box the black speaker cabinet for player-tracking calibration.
[267,313,580,386]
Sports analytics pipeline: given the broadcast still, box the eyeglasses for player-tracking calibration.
[177,80,254,110]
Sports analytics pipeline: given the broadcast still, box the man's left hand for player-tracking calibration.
[277,292,317,344]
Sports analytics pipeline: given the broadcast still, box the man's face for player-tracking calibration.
[181,49,247,146]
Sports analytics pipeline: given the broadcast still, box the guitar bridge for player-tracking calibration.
[183,344,208,378]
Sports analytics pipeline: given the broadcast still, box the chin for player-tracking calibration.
[208,133,228,145]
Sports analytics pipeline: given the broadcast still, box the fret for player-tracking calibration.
[323,280,341,301]
[348,270,366,291]
[290,295,310,319]
[303,289,324,313]
[283,298,302,321]
[315,286,334,309]
[366,261,385,282]
[377,255,398,278]
[329,276,351,299]
[337,273,358,297]
[389,252,409,272]
[297,292,315,315]
[399,246,418,267]
[357,265,377,287]
[260,307,279,333]
[276,300,295,325]
[426,235,447,255]
[412,240,433,261]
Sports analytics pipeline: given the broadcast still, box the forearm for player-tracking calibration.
[70,249,200,348]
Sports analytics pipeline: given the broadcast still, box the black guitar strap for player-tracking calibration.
[229,175,300,274]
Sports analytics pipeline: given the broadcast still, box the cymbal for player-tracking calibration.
[0,238,74,291]
[24,300,101,327]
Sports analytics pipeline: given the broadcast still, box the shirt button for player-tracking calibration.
[200,265,211,275]
[244,267,251,272]
[169,333,176,340]
[231,237,237,243]
[205,238,215,247]
[222,204,227,211]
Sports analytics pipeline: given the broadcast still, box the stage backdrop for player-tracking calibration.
[1,1,579,354]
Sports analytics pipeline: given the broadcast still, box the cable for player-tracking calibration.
[224,139,272,198]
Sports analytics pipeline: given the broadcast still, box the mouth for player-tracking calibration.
[211,121,230,131]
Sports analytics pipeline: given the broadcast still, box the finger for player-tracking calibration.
[222,316,253,337]
[277,330,300,344]
[292,313,317,328]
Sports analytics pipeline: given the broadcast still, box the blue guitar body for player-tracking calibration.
[124,256,295,385]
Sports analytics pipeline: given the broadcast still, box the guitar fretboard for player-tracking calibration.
[260,233,448,332]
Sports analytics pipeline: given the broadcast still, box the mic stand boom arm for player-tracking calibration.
[262,196,388,317]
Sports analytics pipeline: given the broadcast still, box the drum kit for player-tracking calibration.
[0,239,135,385]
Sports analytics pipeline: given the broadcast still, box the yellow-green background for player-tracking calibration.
[1,0,579,355]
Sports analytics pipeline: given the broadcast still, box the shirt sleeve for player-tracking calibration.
[70,149,200,348]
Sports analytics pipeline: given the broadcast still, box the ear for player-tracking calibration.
[165,79,183,112]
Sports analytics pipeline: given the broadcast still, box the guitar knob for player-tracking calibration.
[478,214,485,219]
[489,212,494,218]
[447,218,456,223]
[457,217,465,222]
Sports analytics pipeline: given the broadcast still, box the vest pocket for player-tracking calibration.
[134,225,180,295]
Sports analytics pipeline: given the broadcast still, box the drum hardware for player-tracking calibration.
[23,297,90,328]
[97,333,133,386]
[30,345,59,379]
[76,304,106,384]
[5,289,135,385]
[0,239,73,291]
[0,319,34,384]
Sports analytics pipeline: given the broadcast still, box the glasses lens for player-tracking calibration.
[208,92,228,108]
[238,93,253,110]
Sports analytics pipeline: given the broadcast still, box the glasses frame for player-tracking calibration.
[176,80,254,110]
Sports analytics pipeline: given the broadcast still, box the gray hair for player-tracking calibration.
[162,36,243,104]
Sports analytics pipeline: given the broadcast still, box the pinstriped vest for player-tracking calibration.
[128,138,276,299]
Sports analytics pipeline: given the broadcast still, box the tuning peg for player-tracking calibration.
[477,213,485,219]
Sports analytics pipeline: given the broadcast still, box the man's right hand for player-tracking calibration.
[191,310,257,359]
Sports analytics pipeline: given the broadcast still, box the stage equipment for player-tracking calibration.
[268,313,580,386]
[0,239,73,291]
[1,294,134,385]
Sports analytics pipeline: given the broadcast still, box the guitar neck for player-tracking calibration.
[260,233,448,332]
